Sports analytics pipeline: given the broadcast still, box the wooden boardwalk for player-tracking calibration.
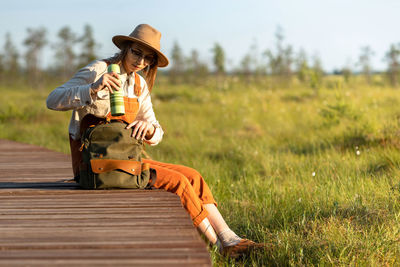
[0,139,212,266]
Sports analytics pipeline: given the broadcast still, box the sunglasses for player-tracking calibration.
[129,48,156,65]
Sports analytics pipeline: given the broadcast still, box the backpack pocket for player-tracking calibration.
[87,159,149,189]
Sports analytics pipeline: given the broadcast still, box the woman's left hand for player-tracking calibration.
[126,120,155,140]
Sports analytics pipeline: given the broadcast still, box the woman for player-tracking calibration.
[47,24,264,257]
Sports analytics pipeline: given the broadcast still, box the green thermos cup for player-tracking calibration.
[108,64,125,116]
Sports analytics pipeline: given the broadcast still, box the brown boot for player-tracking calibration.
[222,238,268,258]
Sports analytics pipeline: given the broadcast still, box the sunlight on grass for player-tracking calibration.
[1,77,400,265]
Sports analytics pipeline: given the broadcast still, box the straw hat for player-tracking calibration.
[112,24,169,67]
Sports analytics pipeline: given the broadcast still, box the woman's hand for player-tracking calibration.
[91,72,121,95]
[126,120,155,140]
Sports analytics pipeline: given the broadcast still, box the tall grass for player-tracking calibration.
[1,76,400,266]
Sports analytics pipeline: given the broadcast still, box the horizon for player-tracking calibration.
[1,0,399,72]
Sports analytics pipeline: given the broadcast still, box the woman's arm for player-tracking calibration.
[46,64,98,111]
[46,60,121,111]
[127,79,164,146]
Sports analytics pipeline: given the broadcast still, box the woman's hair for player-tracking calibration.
[104,41,159,92]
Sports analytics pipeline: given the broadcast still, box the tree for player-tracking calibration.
[211,43,226,75]
[169,41,184,84]
[309,54,324,90]
[3,33,20,84]
[357,46,374,84]
[384,44,400,87]
[240,53,252,77]
[341,64,352,83]
[263,26,293,80]
[0,53,4,84]
[186,49,200,74]
[295,49,309,83]
[239,39,265,81]
[185,49,208,84]
[77,24,99,68]
[23,27,47,86]
[251,40,267,78]
[53,26,78,80]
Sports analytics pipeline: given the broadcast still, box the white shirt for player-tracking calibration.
[46,60,163,145]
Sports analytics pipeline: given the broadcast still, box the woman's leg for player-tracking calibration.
[204,204,241,246]
[145,159,263,256]
[144,159,216,206]
[145,159,221,247]
[145,161,238,234]
[204,203,266,256]
[197,217,220,247]
[147,162,210,226]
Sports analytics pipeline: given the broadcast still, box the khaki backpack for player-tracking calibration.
[79,121,155,189]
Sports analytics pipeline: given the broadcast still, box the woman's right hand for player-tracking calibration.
[90,72,121,95]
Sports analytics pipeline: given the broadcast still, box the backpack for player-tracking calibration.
[79,121,155,189]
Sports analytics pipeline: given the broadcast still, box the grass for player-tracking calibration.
[2,75,400,266]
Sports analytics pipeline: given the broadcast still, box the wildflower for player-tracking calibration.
[312,172,316,177]
[356,150,361,156]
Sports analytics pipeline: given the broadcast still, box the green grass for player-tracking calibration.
[2,76,400,266]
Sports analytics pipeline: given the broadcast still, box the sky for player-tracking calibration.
[1,0,399,72]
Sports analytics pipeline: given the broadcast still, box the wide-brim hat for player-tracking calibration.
[112,24,169,67]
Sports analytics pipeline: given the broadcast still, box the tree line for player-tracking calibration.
[170,27,400,88]
[1,25,400,88]
[0,24,98,87]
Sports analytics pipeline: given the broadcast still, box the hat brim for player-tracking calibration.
[112,35,169,67]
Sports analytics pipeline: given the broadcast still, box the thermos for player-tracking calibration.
[108,64,125,116]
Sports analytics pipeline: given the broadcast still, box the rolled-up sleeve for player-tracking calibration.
[136,82,164,146]
[46,64,98,111]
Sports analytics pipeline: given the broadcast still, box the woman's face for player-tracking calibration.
[122,42,156,74]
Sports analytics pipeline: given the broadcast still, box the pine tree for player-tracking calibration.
[212,43,225,75]
[77,24,98,68]
[23,27,47,87]
[295,49,309,83]
[3,33,20,84]
[53,26,78,80]
[263,26,293,79]
[185,49,208,84]
[169,41,184,84]
[358,46,374,84]
[385,44,400,87]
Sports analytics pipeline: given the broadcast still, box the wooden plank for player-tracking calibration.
[0,139,212,266]
[0,248,209,261]
[0,259,211,267]
[0,207,185,213]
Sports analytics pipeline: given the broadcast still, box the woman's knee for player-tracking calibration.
[154,169,190,190]
[151,162,206,186]
[186,168,206,187]
[176,165,201,181]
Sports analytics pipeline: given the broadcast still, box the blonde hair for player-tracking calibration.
[104,42,159,92]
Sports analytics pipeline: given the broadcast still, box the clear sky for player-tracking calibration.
[1,0,399,72]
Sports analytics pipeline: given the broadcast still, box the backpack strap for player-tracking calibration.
[134,72,142,96]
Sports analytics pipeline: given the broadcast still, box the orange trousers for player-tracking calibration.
[143,159,217,227]
[70,135,217,227]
